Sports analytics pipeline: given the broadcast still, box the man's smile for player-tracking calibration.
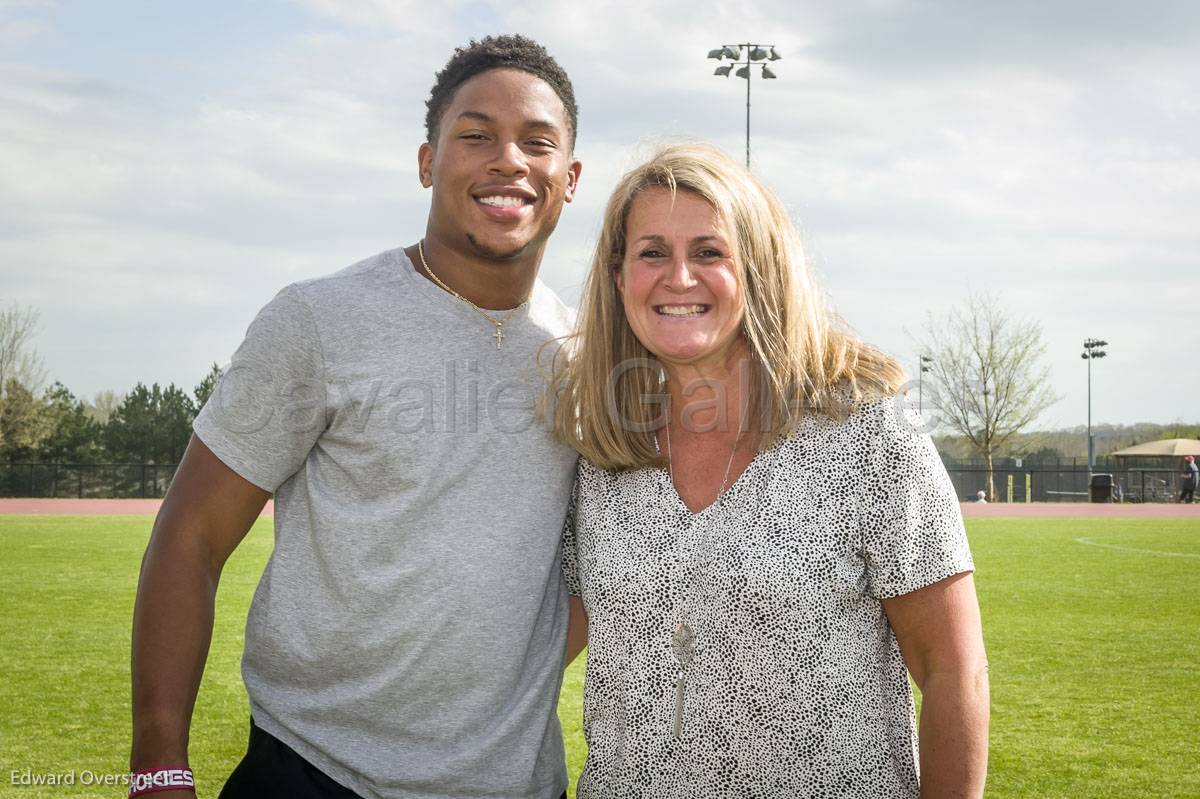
[472,185,537,219]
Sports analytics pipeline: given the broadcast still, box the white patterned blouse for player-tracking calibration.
[562,393,974,799]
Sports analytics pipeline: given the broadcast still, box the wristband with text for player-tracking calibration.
[128,766,195,797]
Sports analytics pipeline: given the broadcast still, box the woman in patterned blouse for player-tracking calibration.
[548,143,989,798]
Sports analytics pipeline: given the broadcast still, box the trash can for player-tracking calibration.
[1089,473,1114,503]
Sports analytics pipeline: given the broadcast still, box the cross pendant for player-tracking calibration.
[492,324,504,349]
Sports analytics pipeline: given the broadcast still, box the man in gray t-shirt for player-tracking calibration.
[130,36,582,799]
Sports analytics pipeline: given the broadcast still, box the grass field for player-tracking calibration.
[1,514,1197,798]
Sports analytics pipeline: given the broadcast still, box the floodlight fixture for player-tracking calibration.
[918,355,935,413]
[1080,335,1111,473]
[705,42,782,167]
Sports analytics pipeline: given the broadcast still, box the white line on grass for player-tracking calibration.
[1073,537,1200,559]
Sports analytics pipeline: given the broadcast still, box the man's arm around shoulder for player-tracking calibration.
[130,434,270,796]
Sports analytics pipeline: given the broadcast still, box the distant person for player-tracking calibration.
[551,143,989,798]
[1181,455,1198,503]
[976,489,988,503]
[130,35,583,799]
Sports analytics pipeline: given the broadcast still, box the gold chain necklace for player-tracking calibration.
[417,240,529,350]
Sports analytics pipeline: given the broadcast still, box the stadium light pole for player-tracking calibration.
[707,43,781,167]
[918,354,933,414]
[1081,338,1109,473]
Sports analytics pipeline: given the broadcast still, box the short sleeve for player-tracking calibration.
[193,284,327,493]
[561,467,581,596]
[857,394,974,600]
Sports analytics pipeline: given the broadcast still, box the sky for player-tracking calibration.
[1,0,1197,429]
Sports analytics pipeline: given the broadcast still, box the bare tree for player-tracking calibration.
[0,301,47,396]
[913,292,1060,501]
[86,389,125,425]
[0,378,53,458]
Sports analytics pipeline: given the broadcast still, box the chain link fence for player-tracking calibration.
[0,463,179,499]
[0,460,1187,503]
[945,466,1183,503]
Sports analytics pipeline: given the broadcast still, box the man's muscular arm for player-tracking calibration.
[130,434,270,793]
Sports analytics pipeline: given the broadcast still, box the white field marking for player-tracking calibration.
[1073,537,1200,559]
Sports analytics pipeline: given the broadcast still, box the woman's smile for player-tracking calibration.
[616,186,744,369]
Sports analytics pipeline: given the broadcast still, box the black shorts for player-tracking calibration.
[219,720,361,799]
[219,719,567,799]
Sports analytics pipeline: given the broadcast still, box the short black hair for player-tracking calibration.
[425,34,578,151]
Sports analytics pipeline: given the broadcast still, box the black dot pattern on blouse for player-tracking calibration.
[561,393,974,799]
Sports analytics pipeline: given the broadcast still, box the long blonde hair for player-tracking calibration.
[546,143,905,470]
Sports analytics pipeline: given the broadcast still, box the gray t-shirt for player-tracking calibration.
[194,247,578,799]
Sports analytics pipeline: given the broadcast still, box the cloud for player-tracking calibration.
[0,52,425,397]
[0,0,1196,425]
[0,0,52,46]
[804,0,1200,77]
[293,0,498,40]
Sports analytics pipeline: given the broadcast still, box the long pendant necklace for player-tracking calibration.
[665,414,741,741]
[417,240,528,349]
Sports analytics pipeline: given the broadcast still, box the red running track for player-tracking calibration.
[0,499,275,516]
[0,498,1193,518]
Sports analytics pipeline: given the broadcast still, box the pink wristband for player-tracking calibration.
[128,766,195,797]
